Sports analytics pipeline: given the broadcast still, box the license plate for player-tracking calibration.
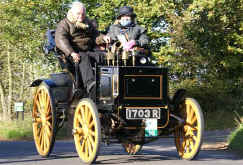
[126,108,160,119]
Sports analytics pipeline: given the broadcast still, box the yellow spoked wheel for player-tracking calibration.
[73,98,101,165]
[32,83,56,157]
[174,98,204,160]
[122,143,143,155]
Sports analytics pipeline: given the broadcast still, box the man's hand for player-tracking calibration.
[103,35,111,43]
[71,52,80,63]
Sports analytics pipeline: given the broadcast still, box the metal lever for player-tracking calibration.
[74,62,79,89]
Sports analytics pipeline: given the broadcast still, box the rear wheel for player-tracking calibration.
[122,143,143,155]
[174,98,204,160]
[73,98,101,164]
[32,83,56,157]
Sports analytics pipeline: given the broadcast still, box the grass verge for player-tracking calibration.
[0,114,33,140]
[204,110,243,130]
[228,124,243,155]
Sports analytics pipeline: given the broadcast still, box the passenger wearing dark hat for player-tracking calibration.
[107,6,149,51]
[117,6,136,19]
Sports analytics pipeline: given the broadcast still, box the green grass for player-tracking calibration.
[228,124,243,154]
[204,110,242,130]
[0,112,74,141]
[0,114,33,140]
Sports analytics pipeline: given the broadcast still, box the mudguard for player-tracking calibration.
[30,79,57,87]
[172,89,186,108]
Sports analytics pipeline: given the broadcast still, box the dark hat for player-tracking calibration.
[117,6,136,18]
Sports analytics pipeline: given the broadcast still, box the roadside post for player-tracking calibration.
[14,102,24,120]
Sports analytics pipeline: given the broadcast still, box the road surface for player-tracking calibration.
[0,131,242,165]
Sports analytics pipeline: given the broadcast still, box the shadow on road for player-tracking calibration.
[0,139,242,164]
[0,155,78,165]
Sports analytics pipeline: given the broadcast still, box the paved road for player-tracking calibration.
[0,131,242,165]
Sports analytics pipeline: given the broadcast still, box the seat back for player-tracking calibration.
[43,29,72,70]
[43,29,56,55]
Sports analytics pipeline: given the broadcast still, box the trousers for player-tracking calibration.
[64,52,95,90]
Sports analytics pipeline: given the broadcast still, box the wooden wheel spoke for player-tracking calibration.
[43,131,47,150]
[79,135,83,142]
[87,138,93,155]
[182,140,186,152]
[45,99,51,115]
[89,130,95,137]
[186,104,191,119]
[80,108,86,124]
[188,129,195,137]
[43,131,47,149]
[37,126,42,137]
[189,139,194,150]
[193,135,197,142]
[81,140,85,152]
[39,90,44,106]
[77,128,84,135]
[40,130,45,150]
[87,110,92,124]
[46,115,52,121]
[191,126,198,131]
[44,128,50,147]
[44,92,49,106]
[35,117,42,123]
[78,114,84,126]
[85,106,89,120]
[45,121,52,129]
[36,97,42,113]
[88,121,94,129]
[85,140,89,158]
[38,126,44,143]
[186,140,190,152]
[88,136,95,148]
[45,124,52,137]
[41,90,46,106]
[190,115,197,125]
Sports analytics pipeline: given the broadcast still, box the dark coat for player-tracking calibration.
[55,18,104,56]
[107,23,149,48]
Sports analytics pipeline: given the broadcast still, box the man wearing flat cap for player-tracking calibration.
[107,6,149,51]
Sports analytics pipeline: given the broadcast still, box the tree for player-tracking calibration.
[0,0,65,120]
[158,0,243,87]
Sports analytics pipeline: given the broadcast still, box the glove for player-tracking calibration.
[123,40,136,51]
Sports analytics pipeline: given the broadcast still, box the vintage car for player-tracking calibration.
[30,31,204,164]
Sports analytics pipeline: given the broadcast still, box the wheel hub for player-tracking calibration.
[41,114,47,125]
[83,124,89,138]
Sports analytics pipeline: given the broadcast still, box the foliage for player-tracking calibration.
[0,0,242,118]
[158,0,243,88]
[0,0,63,117]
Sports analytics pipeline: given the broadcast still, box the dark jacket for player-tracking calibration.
[107,23,149,48]
[55,18,104,56]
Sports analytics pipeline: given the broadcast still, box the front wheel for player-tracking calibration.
[32,83,56,157]
[73,98,101,165]
[174,98,204,160]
